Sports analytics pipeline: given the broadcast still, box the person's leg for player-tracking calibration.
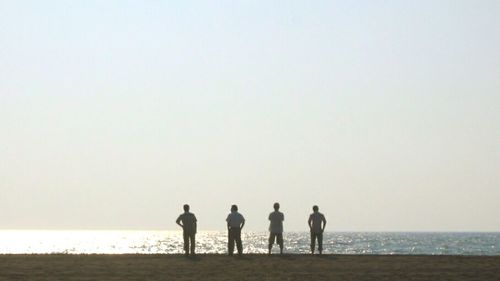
[310,232,316,254]
[190,233,196,255]
[268,233,275,255]
[277,233,283,254]
[183,232,189,255]
[228,229,234,255]
[235,228,243,255]
[318,232,323,254]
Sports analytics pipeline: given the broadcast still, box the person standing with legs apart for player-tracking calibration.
[226,204,245,256]
[176,204,197,256]
[308,205,326,254]
[268,202,284,255]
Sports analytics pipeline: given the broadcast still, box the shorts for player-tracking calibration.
[269,232,283,246]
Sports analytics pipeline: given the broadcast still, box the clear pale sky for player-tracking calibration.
[1,1,499,231]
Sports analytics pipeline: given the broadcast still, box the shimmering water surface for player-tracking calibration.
[0,231,498,255]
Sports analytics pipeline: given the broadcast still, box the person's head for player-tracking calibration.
[273,202,280,211]
[313,205,319,212]
[183,204,190,212]
[231,204,238,212]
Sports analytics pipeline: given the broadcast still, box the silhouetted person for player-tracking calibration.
[308,205,326,254]
[268,202,284,255]
[226,204,245,256]
[176,204,197,255]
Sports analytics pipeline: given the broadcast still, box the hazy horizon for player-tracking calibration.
[1,1,499,232]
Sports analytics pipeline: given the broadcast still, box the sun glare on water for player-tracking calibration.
[0,230,183,254]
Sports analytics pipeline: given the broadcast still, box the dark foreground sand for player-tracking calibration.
[1,254,499,281]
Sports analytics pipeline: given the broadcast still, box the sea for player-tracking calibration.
[0,231,498,255]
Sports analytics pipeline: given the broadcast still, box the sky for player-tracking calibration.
[0,0,499,232]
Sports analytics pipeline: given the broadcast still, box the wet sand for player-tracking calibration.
[0,254,499,281]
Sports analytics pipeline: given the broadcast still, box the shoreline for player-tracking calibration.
[1,253,499,256]
[1,254,499,281]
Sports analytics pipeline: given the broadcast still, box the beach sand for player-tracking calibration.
[0,254,499,281]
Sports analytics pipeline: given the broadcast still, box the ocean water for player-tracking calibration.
[0,231,498,255]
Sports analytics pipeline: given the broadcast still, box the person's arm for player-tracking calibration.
[226,215,231,230]
[240,216,245,230]
[321,216,327,233]
[176,216,183,228]
[308,215,313,231]
[194,215,198,232]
